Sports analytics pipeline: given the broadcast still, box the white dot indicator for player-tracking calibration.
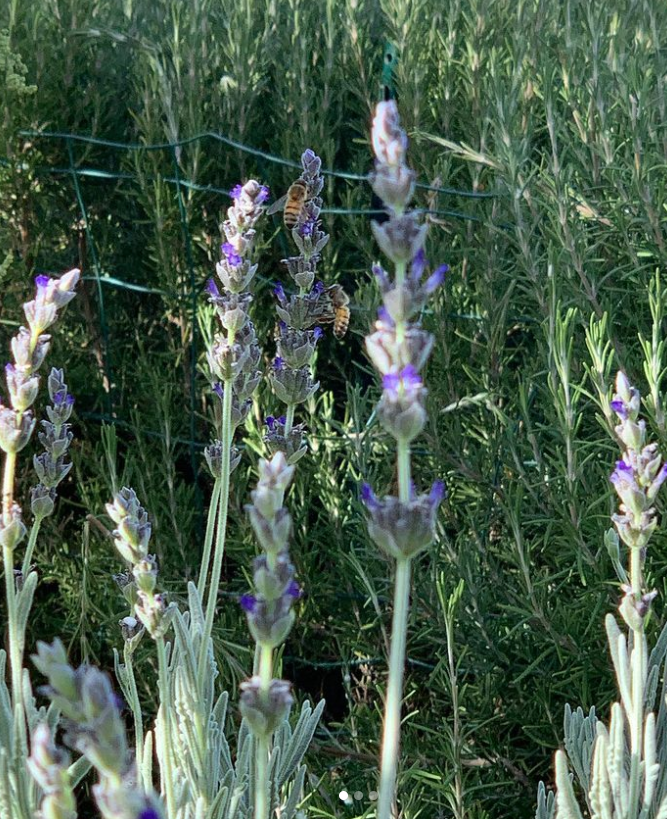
[339,791,349,801]
[369,791,378,801]
[353,791,363,800]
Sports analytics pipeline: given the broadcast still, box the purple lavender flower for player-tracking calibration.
[230,184,243,200]
[273,283,287,304]
[240,594,257,613]
[221,242,243,268]
[362,482,445,559]
[610,399,627,419]
[286,580,301,599]
[382,365,422,397]
[207,278,221,298]
[138,809,162,819]
[257,185,270,204]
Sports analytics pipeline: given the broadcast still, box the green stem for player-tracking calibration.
[259,643,273,693]
[628,546,645,819]
[197,379,234,683]
[3,545,22,715]
[197,478,222,596]
[377,557,412,819]
[284,404,296,439]
[254,643,273,819]
[397,439,411,503]
[256,734,270,819]
[2,451,22,717]
[124,644,144,787]
[157,637,176,818]
[21,517,42,577]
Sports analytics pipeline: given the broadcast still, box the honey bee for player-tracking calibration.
[267,179,310,229]
[328,285,351,339]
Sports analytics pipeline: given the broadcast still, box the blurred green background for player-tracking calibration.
[2,0,667,816]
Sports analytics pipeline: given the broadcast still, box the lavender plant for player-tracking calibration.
[362,101,447,818]
[91,179,323,819]
[541,371,667,819]
[270,149,333,447]
[0,269,79,819]
[240,451,323,819]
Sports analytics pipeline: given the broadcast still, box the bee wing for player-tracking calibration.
[266,194,288,215]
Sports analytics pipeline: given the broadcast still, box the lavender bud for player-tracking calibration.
[5,363,40,411]
[204,441,242,478]
[33,452,73,489]
[269,360,319,405]
[361,481,446,560]
[263,416,308,465]
[49,269,81,307]
[209,291,253,334]
[371,101,409,168]
[301,149,323,188]
[207,335,250,382]
[239,676,293,738]
[241,590,297,648]
[257,452,295,498]
[38,422,73,459]
[371,214,429,266]
[233,369,263,402]
[31,484,56,519]
[365,315,434,374]
[247,506,293,554]
[0,404,35,453]
[276,325,321,369]
[32,640,80,720]
[24,299,58,335]
[370,163,416,213]
[619,586,658,631]
[134,591,174,639]
[119,615,143,642]
[215,258,258,293]
[252,551,296,601]
[28,723,76,819]
[11,328,51,371]
[133,555,159,594]
[275,284,333,332]
[610,460,647,518]
[281,255,317,291]
[377,366,428,442]
[106,487,144,525]
[0,503,27,551]
[615,371,635,406]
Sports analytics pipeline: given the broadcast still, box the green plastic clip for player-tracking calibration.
[381,41,398,101]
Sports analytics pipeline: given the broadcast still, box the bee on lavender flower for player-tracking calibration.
[303,284,351,339]
[267,179,310,229]
[324,284,351,339]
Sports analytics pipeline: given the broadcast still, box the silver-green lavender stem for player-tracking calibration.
[283,404,296,438]
[21,518,41,577]
[2,452,23,716]
[198,374,234,682]
[157,635,176,818]
[377,255,412,818]
[197,477,222,596]
[377,556,411,819]
[255,645,273,819]
[628,546,645,819]
[124,644,144,786]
